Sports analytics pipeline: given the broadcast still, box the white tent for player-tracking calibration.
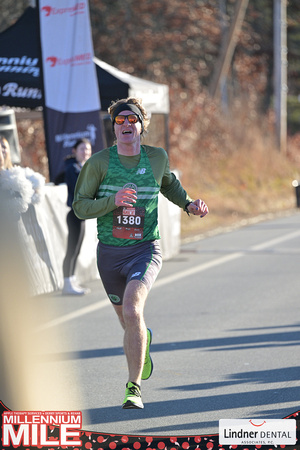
[94,57,169,115]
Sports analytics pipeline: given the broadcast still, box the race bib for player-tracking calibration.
[113,206,145,240]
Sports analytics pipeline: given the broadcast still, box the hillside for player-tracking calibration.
[3,1,300,238]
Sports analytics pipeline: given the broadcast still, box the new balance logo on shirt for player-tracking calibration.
[136,168,146,175]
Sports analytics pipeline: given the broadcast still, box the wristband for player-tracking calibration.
[184,201,192,215]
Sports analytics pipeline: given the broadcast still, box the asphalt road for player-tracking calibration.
[33,211,300,437]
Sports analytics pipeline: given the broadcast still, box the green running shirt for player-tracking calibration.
[96,146,160,246]
[73,145,192,247]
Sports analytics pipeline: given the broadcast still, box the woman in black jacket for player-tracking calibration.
[62,138,92,295]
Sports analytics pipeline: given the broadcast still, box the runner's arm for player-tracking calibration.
[72,158,116,219]
[159,153,193,209]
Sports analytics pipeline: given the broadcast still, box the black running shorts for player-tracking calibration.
[97,240,162,305]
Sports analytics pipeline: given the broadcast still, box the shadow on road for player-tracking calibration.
[38,322,300,433]
[42,323,300,361]
[81,385,300,426]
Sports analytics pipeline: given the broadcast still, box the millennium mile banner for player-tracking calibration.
[38,0,103,182]
[1,401,300,450]
[2,411,82,447]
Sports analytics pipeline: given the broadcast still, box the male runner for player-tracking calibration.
[73,97,209,409]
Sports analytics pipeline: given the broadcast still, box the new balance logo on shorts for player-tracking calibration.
[131,272,141,278]
[136,168,146,174]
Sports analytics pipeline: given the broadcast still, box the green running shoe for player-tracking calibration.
[141,328,153,380]
[122,382,144,409]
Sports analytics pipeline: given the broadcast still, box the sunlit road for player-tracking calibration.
[34,211,300,437]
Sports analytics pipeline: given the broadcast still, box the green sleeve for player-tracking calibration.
[72,149,117,219]
[161,171,192,209]
[145,146,192,209]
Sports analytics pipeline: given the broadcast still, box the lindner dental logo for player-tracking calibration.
[219,419,296,446]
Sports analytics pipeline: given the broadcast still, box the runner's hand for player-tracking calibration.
[115,188,137,207]
[187,199,209,217]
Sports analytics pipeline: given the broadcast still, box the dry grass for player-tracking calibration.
[17,98,300,242]
[171,106,300,239]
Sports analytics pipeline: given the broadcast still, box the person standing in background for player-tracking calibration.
[0,134,45,208]
[62,138,92,295]
[0,136,13,169]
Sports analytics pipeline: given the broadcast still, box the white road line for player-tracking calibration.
[251,230,300,251]
[154,229,300,288]
[35,299,111,332]
[154,252,243,288]
[36,229,300,331]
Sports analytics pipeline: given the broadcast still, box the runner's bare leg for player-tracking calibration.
[113,280,148,385]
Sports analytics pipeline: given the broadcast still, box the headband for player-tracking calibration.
[112,103,144,133]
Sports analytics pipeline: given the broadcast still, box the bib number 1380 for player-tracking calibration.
[116,214,142,226]
[113,206,145,240]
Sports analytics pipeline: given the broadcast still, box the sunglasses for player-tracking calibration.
[114,114,140,125]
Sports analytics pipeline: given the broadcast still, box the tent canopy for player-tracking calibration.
[95,58,169,114]
[0,7,169,115]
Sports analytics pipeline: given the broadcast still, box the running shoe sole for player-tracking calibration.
[122,400,144,409]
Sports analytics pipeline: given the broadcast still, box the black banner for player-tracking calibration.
[0,7,42,109]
